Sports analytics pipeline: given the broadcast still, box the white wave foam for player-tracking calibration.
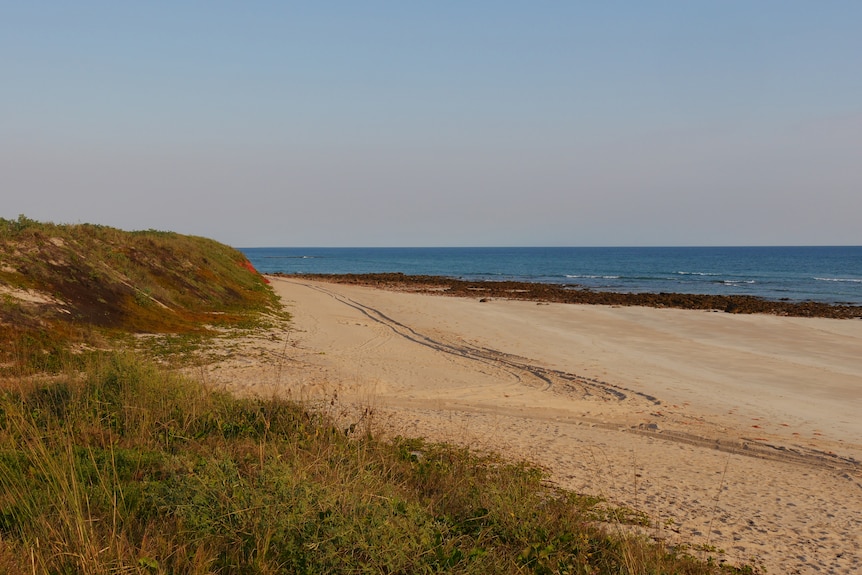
[814,277,862,283]
[566,275,621,280]
[677,271,720,276]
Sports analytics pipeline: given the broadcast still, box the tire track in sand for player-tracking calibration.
[296,280,861,472]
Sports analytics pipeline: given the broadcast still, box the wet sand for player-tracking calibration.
[207,276,862,574]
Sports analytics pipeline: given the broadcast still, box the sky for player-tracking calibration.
[2,1,861,247]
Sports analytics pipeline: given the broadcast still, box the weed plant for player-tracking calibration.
[0,350,759,574]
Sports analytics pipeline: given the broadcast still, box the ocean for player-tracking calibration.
[240,246,862,306]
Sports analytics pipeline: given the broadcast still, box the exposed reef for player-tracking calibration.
[279,272,862,319]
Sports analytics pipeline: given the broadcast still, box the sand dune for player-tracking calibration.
[208,276,862,574]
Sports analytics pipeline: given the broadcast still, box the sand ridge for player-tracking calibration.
[205,277,862,574]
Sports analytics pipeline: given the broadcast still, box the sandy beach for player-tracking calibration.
[207,276,862,574]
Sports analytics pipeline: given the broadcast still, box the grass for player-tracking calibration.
[0,351,760,575]
[0,215,286,373]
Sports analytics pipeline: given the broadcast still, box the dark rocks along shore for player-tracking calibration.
[277,273,862,319]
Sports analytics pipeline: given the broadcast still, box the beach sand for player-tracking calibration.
[206,276,862,574]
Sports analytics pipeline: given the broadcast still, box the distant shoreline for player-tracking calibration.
[245,246,862,306]
[274,272,862,319]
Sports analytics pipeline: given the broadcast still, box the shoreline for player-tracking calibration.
[277,272,862,319]
[208,276,862,574]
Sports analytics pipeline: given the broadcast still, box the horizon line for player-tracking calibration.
[237,244,862,250]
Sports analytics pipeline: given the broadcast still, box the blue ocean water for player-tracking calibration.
[240,246,862,306]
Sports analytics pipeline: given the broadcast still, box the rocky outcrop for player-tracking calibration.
[285,273,862,319]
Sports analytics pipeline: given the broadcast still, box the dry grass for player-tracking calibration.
[0,215,285,373]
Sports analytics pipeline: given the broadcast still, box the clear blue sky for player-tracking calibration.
[2,1,860,246]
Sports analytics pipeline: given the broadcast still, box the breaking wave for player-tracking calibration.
[814,277,862,283]
[566,275,621,280]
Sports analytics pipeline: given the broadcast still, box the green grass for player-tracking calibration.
[0,351,759,574]
[0,215,286,373]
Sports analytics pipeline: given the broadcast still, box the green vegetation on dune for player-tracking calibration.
[0,215,281,371]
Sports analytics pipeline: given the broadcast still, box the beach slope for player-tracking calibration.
[214,276,862,574]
